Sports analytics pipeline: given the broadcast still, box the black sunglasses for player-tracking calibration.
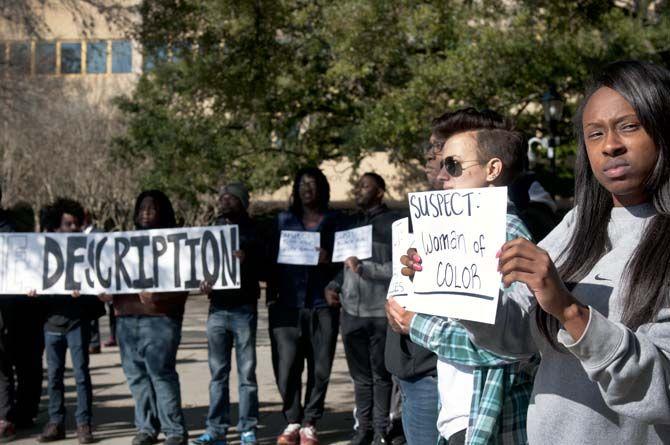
[439,156,482,177]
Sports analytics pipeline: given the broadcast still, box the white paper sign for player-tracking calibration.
[404,187,508,324]
[0,225,241,295]
[332,225,373,262]
[387,218,415,298]
[277,230,320,265]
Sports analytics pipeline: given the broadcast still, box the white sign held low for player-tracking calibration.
[404,187,508,324]
[387,218,415,299]
[332,225,373,262]
[277,230,321,266]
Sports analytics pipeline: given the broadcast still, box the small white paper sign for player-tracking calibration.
[404,187,508,324]
[332,225,373,262]
[387,218,414,298]
[277,230,321,265]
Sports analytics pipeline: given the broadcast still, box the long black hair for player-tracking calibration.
[538,60,670,347]
[133,190,177,230]
[289,167,330,217]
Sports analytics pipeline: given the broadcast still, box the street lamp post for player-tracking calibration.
[541,86,564,175]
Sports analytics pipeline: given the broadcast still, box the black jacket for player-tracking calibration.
[0,209,14,233]
[208,214,264,310]
[384,327,437,379]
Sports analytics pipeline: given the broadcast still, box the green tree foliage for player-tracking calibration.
[115,0,670,201]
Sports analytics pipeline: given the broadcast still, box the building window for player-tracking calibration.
[60,42,81,74]
[111,40,132,73]
[9,42,30,75]
[36,42,56,75]
[87,41,107,74]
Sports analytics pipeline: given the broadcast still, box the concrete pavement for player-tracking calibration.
[11,294,356,445]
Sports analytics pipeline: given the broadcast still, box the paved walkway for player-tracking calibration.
[11,295,356,445]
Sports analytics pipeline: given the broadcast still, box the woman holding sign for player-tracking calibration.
[268,167,343,445]
[106,191,189,445]
[400,61,670,444]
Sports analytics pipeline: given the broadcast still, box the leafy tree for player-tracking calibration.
[115,0,670,203]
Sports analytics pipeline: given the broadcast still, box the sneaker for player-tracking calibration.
[38,423,65,442]
[131,432,158,445]
[299,426,319,445]
[276,423,301,445]
[165,436,187,445]
[103,338,117,347]
[190,433,227,445]
[89,346,101,354]
[0,420,16,443]
[371,434,389,445]
[350,429,373,445]
[76,424,94,444]
[240,430,257,445]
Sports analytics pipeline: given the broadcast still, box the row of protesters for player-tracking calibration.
[0,186,45,441]
[388,60,670,444]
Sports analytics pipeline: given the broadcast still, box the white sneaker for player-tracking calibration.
[299,426,319,445]
[277,423,301,445]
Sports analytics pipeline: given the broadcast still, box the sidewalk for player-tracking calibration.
[11,295,355,445]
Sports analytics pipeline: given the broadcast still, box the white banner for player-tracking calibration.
[332,225,373,262]
[404,187,507,324]
[0,225,241,295]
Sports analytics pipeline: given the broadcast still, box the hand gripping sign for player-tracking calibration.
[402,187,507,324]
[0,225,241,295]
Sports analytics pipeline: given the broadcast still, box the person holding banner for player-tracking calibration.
[0,189,44,442]
[31,199,105,444]
[387,108,537,445]
[324,172,400,445]
[268,167,343,445]
[399,61,670,444]
[105,190,189,445]
[192,182,262,445]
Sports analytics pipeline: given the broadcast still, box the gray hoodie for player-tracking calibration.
[327,205,402,318]
[460,203,670,444]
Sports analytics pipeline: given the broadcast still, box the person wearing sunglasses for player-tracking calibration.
[386,109,538,445]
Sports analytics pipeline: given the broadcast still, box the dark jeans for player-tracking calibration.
[269,305,339,424]
[90,320,100,348]
[107,303,116,340]
[206,305,258,437]
[44,324,93,426]
[117,316,186,438]
[341,312,391,435]
[397,375,440,445]
[0,305,44,424]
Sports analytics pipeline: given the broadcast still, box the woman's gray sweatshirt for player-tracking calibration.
[460,203,670,444]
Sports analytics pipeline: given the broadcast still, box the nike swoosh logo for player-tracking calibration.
[594,274,611,281]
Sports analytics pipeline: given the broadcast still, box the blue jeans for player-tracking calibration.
[117,316,186,438]
[206,305,258,437]
[397,375,440,445]
[44,324,92,426]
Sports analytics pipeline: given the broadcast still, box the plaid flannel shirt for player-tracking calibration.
[409,211,538,445]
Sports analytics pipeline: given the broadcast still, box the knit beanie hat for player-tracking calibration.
[222,182,250,209]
